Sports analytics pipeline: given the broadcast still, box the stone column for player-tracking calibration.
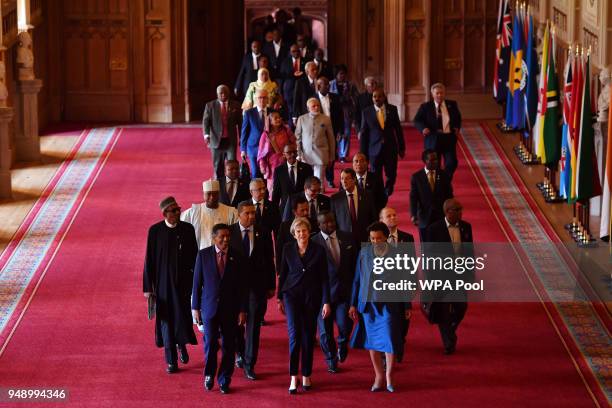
[14,31,41,162]
[383,0,406,121]
[0,105,13,198]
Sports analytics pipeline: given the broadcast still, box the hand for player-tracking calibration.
[273,102,282,110]
[144,292,152,298]
[294,71,303,77]
[348,306,358,321]
[204,135,210,146]
[238,312,247,326]
[411,216,418,226]
[405,309,412,320]
[321,303,331,319]
[266,290,275,299]
[234,88,239,96]
[423,128,431,136]
[292,118,297,126]
[241,151,247,160]
[277,301,285,315]
[191,309,202,325]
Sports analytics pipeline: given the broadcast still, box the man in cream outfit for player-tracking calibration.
[295,98,335,191]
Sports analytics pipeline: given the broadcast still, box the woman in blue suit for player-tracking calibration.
[349,222,411,393]
[278,216,331,394]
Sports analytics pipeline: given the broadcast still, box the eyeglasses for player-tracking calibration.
[165,207,181,214]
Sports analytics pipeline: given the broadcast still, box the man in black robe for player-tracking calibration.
[143,196,199,373]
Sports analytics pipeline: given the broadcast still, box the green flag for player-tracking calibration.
[541,37,560,166]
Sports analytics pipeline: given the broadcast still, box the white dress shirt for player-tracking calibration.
[273,41,281,57]
[320,230,340,266]
[252,52,260,70]
[318,92,331,117]
[239,222,254,255]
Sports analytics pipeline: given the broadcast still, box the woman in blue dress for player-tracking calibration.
[349,222,412,392]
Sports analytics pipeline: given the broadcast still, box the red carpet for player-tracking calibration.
[0,126,600,407]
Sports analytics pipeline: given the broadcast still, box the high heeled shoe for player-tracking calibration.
[288,377,298,394]
[386,384,395,393]
[288,387,297,395]
[370,384,383,392]
[302,377,312,391]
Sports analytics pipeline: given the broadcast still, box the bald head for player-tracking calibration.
[379,207,398,230]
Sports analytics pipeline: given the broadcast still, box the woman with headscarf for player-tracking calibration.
[242,67,282,111]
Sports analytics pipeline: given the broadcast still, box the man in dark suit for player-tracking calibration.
[262,28,288,76]
[249,178,281,239]
[355,76,377,132]
[202,85,243,181]
[352,152,387,213]
[315,76,344,189]
[424,199,474,355]
[271,143,314,215]
[241,89,269,179]
[331,168,377,243]
[410,149,454,242]
[191,223,247,394]
[379,206,415,362]
[359,88,406,197]
[292,61,319,124]
[275,196,310,274]
[413,82,462,180]
[313,48,333,80]
[219,160,250,208]
[296,33,314,60]
[280,44,307,124]
[312,211,357,373]
[234,40,263,98]
[230,201,276,380]
[282,176,331,224]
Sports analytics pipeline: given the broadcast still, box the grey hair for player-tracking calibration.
[364,76,377,86]
[290,216,312,236]
[430,82,446,92]
[216,84,229,93]
[249,178,266,190]
[305,61,317,71]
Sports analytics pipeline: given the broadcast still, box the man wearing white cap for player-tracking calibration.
[181,180,239,249]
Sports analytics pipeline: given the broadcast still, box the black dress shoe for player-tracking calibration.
[302,383,312,391]
[166,363,178,374]
[260,319,267,326]
[337,347,348,363]
[327,361,338,373]
[204,376,214,391]
[178,345,189,364]
[288,387,297,395]
[220,384,230,394]
[235,355,244,369]
[244,368,256,380]
[444,346,455,355]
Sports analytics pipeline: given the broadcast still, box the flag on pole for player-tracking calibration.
[533,22,550,156]
[507,9,526,129]
[524,12,539,131]
[569,49,584,201]
[559,51,573,199]
[493,0,512,104]
[600,100,612,239]
[539,30,561,166]
[575,54,602,202]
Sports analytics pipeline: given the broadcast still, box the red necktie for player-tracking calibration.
[293,58,299,72]
[221,102,228,138]
[348,193,357,223]
[217,251,225,277]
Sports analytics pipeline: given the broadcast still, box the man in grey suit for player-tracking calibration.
[202,85,243,180]
[295,98,335,192]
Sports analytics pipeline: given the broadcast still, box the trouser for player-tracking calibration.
[247,147,263,179]
[160,319,178,364]
[211,138,236,181]
[203,313,238,387]
[317,301,352,363]
[312,164,326,192]
[235,290,267,370]
[337,117,352,159]
[369,146,398,196]
[433,133,458,181]
[325,161,336,185]
[397,316,410,361]
[436,302,468,350]
[284,291,319,376]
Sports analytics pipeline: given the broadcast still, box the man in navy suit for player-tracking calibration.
[424,199,474,355]
[352,152,387,213]
[241,89,269,179]
[218,160,250,208]
[413,83,462,180]
[234,40,263,98]
[330,168,377,243]
[292,61,319,124]
[410,150,454,242]
[359,88,405,197]
[280,44,307,124]
[262,28,288,77]
[355,76,377,132]
[230,201,276,380]
[271,143,314,215]
[192,223,247,394]
[312,211,357,372]
[249,178,281,239]
[282,176,331,224]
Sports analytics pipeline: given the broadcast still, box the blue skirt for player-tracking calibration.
[350,303,403,354]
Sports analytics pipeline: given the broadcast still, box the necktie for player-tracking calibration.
[448,225,461,243]
[293,58,299,72]
[260,109,265,123]
[310,80,315,91]
[348,193,357,223]
[256,202,262,221]
[309,199,316,218]
[217,251,225,277]
[358,176,364,190]
[227,180,235,201]
[376,108,385,129]
[328,235,340,267]
[428,171,435,191]
[290,165,296,186]
[242,229,250,255]
[221,102,228,138]
[388,234,397,246]
[436,104,443,131]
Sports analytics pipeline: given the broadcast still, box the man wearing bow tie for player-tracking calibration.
[230,201,276,381]
[410,150,454,242]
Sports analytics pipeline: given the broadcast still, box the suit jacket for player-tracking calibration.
[330,189,377,243]
[218,177,251,208]
[413,100,462,150]
[277,240,330,307]
[359,103,405,159]
[409,168,454,228]
[312,230,357,303]
[355,171,387,213]
[271,161,314,213]
[202,99,242,149]
[275,220,294,275]
[262,41,289,72]
[282,191,331,222]
[241,107,266,153]
[355,91,373,130]
[314,92,344,136]
[396,229,415,243]
[191,246,247,320]
[253,198,281,238]
[314,59,333,80]
[235,52,260,96]
[293,76,318,118]
[295,113,335,166]
[229,223,276,293]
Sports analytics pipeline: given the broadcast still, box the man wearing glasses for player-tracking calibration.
[143,196,199,374]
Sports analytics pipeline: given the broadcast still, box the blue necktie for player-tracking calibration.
[242,229,250,256]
